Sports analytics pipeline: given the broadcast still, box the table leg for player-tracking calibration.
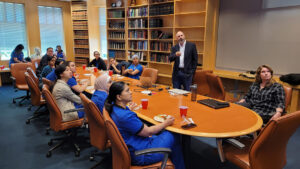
[182,135,191,169]
[216,138,225,162]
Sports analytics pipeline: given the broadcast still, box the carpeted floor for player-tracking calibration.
[0,85,299,169]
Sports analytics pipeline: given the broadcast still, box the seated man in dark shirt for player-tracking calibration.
[238,65,285,124]
[37,47,54,75]
[88,51,107,70]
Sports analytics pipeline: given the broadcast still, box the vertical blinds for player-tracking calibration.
[99,7,107,59]
[38,6,65,55]
[0,2,28,60]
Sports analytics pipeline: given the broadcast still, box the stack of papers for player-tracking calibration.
[168,89,190,95]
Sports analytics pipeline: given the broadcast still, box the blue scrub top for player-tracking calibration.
[111,105,151,156]
[56,51,64,59]
[9,51,24,67]
[91,90,108,114]
[46,70,77,87]
[127,64,143,80]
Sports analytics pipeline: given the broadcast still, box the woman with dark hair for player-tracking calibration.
[105,82,185,169]
[238,65,285,124]
[9,44,25,67]
[41,56,56,78]
[52,64,84,122]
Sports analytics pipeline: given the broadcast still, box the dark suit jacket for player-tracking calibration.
[169,41,198,75]
[89,58,107,70]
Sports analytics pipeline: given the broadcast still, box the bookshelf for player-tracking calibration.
[106,0,217,85]
[71,1,90,66]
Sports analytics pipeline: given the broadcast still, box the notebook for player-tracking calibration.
[197,99,230,109]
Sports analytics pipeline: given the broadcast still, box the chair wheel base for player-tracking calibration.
[46,151,52,158]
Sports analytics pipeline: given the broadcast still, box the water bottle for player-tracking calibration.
[190,84,197,101]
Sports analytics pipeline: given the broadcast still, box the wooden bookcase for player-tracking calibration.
[71,1,90,66]
[106,0,217,85]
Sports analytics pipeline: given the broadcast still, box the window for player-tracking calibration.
[0,2,28,60]
[38,6,65,55]
[99,7,107,59]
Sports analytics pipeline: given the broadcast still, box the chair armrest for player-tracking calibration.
[135,148,171,169]
[10,76,16,89]
[64,108,85,114]
[225,138,245,149]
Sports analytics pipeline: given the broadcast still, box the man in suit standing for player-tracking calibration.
[169,31,198,91]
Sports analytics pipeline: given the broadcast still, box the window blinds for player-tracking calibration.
[0,2,28,60]
[38,6,65,55]
[99,7,107,59]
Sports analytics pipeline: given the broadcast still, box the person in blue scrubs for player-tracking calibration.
[46,61,88,94]
[9,44,25,67]
[105,82,185,169]
[55,45,66,60]
[124,54,143,80]
[91,74,112,113]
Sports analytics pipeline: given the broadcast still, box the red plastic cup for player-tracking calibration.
[0,65,4,70]
[82,64,86,70]
[141,99,148,109]
[179,106,188,117]
[109,70,113,76]
[94,67,98,73]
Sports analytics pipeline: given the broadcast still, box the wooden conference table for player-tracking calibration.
[76,67,263,167]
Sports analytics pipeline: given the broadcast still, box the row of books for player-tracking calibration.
[127,7,148,17]
[150,53,170,63]
[73,21,88,29]
[149,18,163,27]
[108,11,125,18]
[128,19,148,28]
[128,30,148,39]
[109,42,125,49]
[150,42,172,51]
[129,41,148,50]
[74,30,88,36]
[151,0,173,3]
[72,3,86,11]
[74,39,89,45]
[151,30,173,39]
[109,21,125,29]
[75,48,89,54]
[109,50,126,59]
[109,32,125,39]
[75,57,89,64]
[128,51,147,61]
[72,11,87,20]
[149,4,174,16]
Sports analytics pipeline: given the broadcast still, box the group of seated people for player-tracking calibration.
[10,43,285,169]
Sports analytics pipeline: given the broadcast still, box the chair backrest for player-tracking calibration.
[193,70,213,95]
[249,110,300,169]
[141,68,158,84]
[79,93,108,151]
[25,72,41,106]
[11,62,33,86]
[31,58,41,72]
[42,77,54,90]
[42,85,63,132]
[26,67,39,86]
[206,73,225,100]
[103,109,131,169]
[283,86,292,109]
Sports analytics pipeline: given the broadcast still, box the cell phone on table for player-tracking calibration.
[181,123,197,129]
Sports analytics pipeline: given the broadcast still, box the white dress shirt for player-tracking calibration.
[179,40,186,68]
